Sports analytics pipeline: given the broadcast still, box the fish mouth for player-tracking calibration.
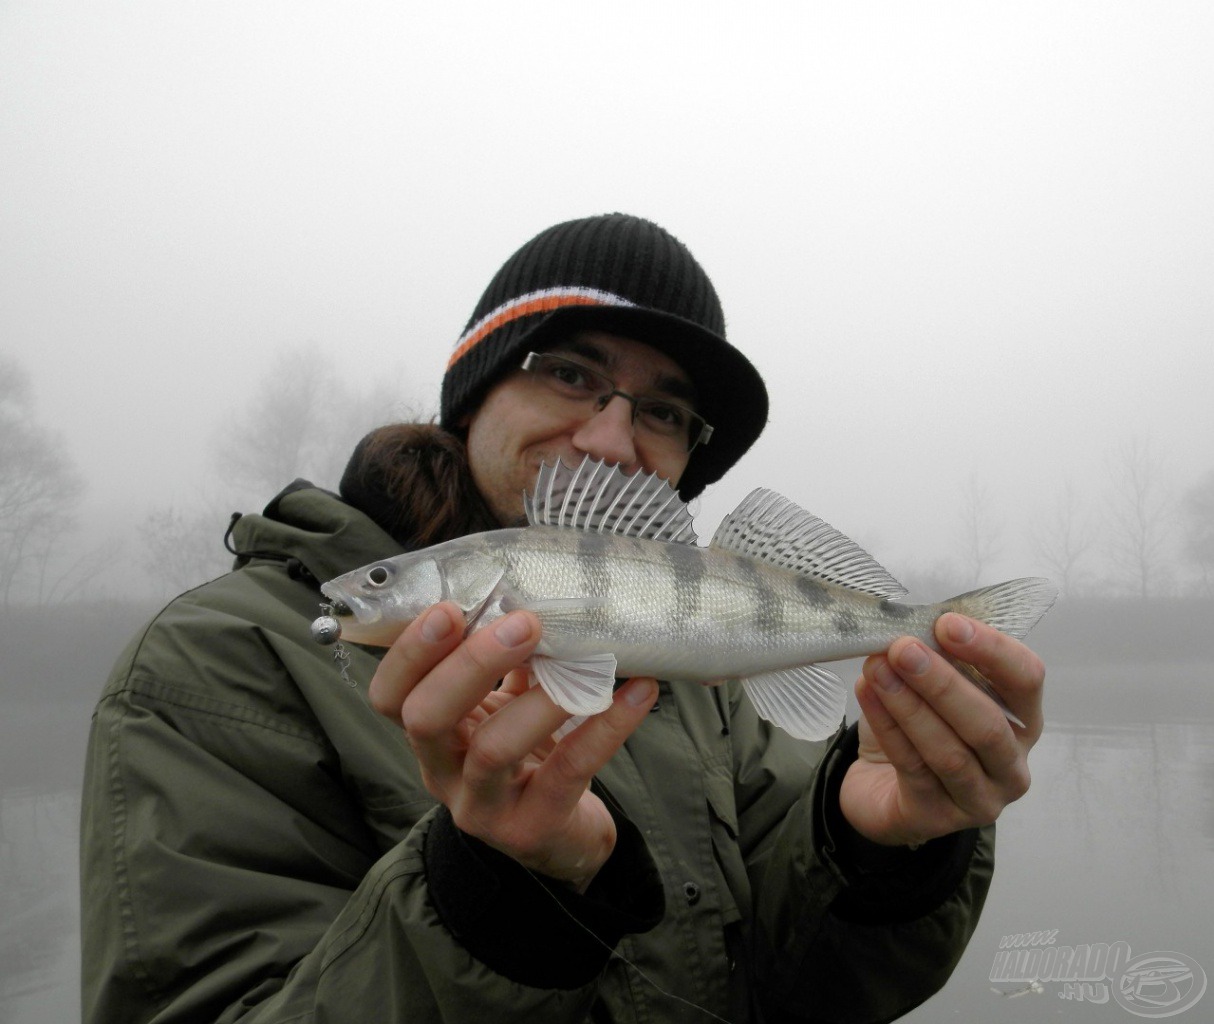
[317,585,408,648]
[320,583,375,623]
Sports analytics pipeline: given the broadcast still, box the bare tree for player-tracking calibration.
[210,340,411,503]
[958,474,1002,587]
[211,341,334,499]
[1180,468,1214,596]
[137,341,413,597]
[140,505,234,598]
[0,356,85,605]
[1030,482,1092,596]
[1107,437,1175,600]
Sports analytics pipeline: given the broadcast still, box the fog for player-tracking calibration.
[3,0,1212,600]
[3,2,1213,1021]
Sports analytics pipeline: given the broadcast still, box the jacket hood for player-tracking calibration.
[229,480,403,589]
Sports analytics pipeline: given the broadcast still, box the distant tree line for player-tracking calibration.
[3,347,1212,605]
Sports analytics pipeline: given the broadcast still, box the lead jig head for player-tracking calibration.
[310,604,342,646]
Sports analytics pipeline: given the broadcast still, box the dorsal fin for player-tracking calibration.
[523,457,699,545]
[709,488,907,599]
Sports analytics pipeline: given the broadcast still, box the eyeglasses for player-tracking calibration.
[520,351,714,452]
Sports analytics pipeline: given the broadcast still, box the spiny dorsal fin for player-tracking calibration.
[710,488,907,599]
[523,457,699,545]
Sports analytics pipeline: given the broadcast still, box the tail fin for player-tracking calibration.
[944,577,1059,640]
[942,577,1058,729]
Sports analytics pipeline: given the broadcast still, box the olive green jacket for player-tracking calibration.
[81,483,994,1024]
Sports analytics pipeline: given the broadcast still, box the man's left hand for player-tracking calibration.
[841,612,1046,847]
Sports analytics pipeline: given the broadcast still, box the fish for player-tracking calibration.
[313,457,1058,741]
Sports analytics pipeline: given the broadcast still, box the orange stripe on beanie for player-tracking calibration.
[447,287,636,369]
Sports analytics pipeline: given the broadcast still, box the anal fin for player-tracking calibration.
[741,664,847,741]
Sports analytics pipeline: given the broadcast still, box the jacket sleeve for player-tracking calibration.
[726,688,994,1024]
[79,639,660,1024]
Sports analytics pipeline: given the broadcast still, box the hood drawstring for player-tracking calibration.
[224,512,319,587]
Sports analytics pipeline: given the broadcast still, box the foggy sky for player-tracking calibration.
[3,0,1212,596]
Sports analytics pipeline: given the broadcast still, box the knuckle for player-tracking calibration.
[1023,650,1046,688]
[398,700,442,743]
[897,692,933,730]
[462,729,513,779]
[1006,759,1032,801]
[932,745,972,781]
[919,668,953,701]
[997,642,1045,692]
[544,738,594,783]
[457,630,528,679]
[453,639,501,677]
[367,685,398,719]
[975,714,1012,753]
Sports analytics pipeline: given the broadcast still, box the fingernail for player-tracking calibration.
[872,662,904,694]
[625,678,658,707]
[421,606,453,643]
[494,613,532,648]
[945,615,975,644]
[896,643,930,676]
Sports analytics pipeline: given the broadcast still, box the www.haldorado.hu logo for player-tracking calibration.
[990,931,1207,1017]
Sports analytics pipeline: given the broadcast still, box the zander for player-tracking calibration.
[313,457,1057,740]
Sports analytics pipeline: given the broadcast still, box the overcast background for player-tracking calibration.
[4,0,1213,600]
[3,2,1213,1022]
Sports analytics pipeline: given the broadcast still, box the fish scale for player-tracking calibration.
[315,458,1058,741]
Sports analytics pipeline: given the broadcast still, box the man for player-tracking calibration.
[81,213,1045,1022]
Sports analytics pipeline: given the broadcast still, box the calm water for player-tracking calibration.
[4,671,1212,1024]
[903,719,1214,1022]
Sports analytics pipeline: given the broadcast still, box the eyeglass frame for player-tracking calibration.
[519,350,714,452]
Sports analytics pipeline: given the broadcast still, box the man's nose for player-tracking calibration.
[570,394,639,468]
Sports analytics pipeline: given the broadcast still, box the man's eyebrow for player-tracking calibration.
[552,338,699,405]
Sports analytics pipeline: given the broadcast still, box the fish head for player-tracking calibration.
[318,543,505,647]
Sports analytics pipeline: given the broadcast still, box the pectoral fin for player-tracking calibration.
[741,664,847,741]
[531,652,618,716]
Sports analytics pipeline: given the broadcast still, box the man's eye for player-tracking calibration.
[642,401,689,430]
[550,364,588,387]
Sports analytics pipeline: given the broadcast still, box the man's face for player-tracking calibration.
[464,330,699,525]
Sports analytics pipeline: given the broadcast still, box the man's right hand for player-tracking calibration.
[368,602,658,892]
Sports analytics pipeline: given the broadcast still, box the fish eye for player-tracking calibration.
[366,565,392,587]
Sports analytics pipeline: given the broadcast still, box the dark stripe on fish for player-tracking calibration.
[879,599,914,620]
[663,541,706,631]
[833,610,861,637]
[732,554,782,639]
[577,532,613,630]
[795,574,835,607]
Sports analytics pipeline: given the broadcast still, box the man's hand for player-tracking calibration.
[841,612,1046,847]
[368,602,658,891]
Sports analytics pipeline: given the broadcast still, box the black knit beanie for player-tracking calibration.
[439,213,768,500]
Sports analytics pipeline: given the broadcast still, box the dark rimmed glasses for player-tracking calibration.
[520,351,714,452]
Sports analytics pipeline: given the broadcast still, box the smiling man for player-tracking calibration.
[81,213,1046,1023]
[464,332,704,525]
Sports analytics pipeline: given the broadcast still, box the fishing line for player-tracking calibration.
[519,864,737,1024]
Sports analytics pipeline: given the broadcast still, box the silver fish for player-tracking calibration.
[313,457,1058,740]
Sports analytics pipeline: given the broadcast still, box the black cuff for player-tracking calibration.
[816,723,980,925]
[424,800,665,989]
